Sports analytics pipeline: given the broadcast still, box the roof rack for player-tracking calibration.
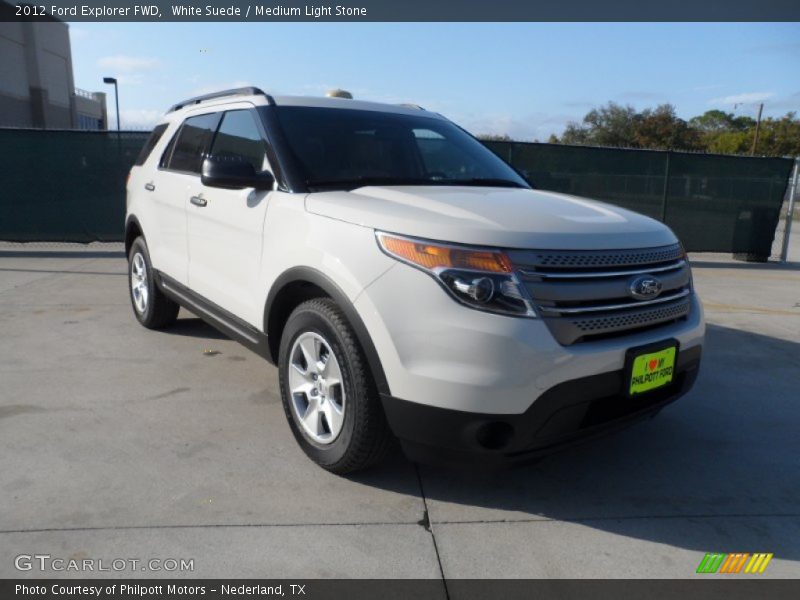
[167,87,274,113]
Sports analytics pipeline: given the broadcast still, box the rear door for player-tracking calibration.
[148,112,221,284]
[186,106,273,325]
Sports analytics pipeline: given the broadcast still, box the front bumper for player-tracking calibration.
[356,261,705,415]
[381,344,701,467]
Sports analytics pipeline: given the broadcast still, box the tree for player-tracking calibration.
[689,110,757,153]
[756,112,800,156]
[551,104,799,156]
[704,130,751,154]
[688,110,753,133]
[476,133,512,142]
[559,102,639,147]
[634,104,701,150]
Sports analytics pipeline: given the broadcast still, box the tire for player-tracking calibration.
[128,236,179,330]
[278,298,392,474]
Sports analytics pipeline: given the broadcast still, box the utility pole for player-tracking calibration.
[750,103,764,156]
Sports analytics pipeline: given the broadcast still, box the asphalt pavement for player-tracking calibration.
[1,236,798,582]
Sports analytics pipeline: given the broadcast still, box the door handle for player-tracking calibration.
[190,195,207,207]
[144,182,155,191]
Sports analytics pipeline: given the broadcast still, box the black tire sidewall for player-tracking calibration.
[128,238,157,326]
[278,305,361,467]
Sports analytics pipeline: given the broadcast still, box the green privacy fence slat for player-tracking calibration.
[485,141,794,258]
[0,129,148,243]
[0,129,793,256]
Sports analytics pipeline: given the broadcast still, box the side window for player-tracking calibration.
[159,131,178,169]
[209,110,269,173]
[134,123,168,166]
[165,113,221,173]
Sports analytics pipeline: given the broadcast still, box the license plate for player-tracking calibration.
[627,343,677,396]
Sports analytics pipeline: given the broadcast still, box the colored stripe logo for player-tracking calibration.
[697,553,773,574]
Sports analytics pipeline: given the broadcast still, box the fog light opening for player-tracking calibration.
[476,422,514,450]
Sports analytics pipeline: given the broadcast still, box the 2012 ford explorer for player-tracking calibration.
[125,87,705,473]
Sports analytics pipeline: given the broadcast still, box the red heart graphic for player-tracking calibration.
[649,359,658,371]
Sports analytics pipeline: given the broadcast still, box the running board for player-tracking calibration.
[155,272,272,363]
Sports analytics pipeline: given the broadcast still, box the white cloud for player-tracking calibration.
[709,91,775,105]
[118,109,163,130]
[96,55,162,86]
[97,55,162,73]
[456,112,574,141]
[768,92,800,112]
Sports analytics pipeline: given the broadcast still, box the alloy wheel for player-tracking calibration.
[288,332,346,444]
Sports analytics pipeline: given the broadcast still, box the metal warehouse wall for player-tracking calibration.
[0,129,793,259]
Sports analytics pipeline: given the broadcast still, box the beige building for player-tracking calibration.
[0,1,107,129]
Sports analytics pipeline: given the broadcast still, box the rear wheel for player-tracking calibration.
[278,298,392,474]
[128,237,179,329]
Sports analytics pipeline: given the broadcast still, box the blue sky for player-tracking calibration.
[68,22,800,138]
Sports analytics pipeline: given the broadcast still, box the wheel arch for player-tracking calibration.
[265,266,390,396]
[124,215,144,257]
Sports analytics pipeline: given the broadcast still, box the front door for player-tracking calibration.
[186,107,273,326]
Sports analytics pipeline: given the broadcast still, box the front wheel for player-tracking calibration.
[278,298,392,474]
[128,237,179,329]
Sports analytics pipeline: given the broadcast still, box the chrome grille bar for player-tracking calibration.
[509,243,692,345]
[536,289,691,315]
[519,259,687,280]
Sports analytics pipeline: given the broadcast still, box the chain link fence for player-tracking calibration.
[0,128,147,243]
[0,129,795,260]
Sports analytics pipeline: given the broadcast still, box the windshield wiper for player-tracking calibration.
[439,178,528,189]
[305,176,433,190]
[305,175,529,191]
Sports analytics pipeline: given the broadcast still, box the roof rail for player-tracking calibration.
[167,87,274,113]
[397,103,425,111]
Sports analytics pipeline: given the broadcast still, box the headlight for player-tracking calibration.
[376,232,537,317]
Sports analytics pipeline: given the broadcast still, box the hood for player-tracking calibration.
[305,186,677,250]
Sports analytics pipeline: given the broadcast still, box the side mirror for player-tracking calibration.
[201,156,274,190]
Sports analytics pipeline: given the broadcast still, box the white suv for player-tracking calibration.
[125,87,705,473]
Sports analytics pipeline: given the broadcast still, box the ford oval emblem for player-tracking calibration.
[629,275,663,300]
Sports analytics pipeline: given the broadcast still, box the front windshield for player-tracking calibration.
[272,106,529,190]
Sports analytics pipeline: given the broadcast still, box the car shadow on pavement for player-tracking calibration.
[164,315,231,340]
[350,323,800,560]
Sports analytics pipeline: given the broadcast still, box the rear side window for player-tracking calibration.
[208,110,268,173]
[165,113,221,173]
[134,123,168,166]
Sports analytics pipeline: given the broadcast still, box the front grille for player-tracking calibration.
[517,245,685,270]
[570,298,691,335]
[508,243,692,345]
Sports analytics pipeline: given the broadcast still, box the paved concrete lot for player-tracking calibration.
[1,239,799,583]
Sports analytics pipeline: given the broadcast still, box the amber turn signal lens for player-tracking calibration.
[379,234,512,273]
